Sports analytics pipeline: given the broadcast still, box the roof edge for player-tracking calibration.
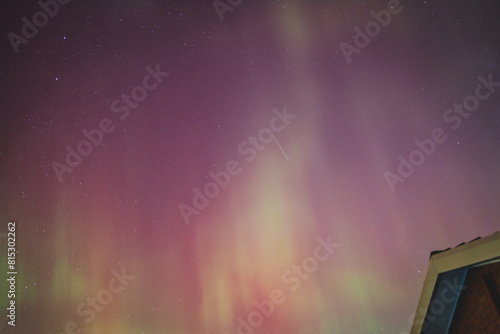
[410,231,500,334]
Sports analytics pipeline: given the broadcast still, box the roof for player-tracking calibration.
[410,231,500,334]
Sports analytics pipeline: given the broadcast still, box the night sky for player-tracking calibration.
[0,0,499,333]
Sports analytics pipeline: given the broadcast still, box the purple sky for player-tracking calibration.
[0,1,499,333]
